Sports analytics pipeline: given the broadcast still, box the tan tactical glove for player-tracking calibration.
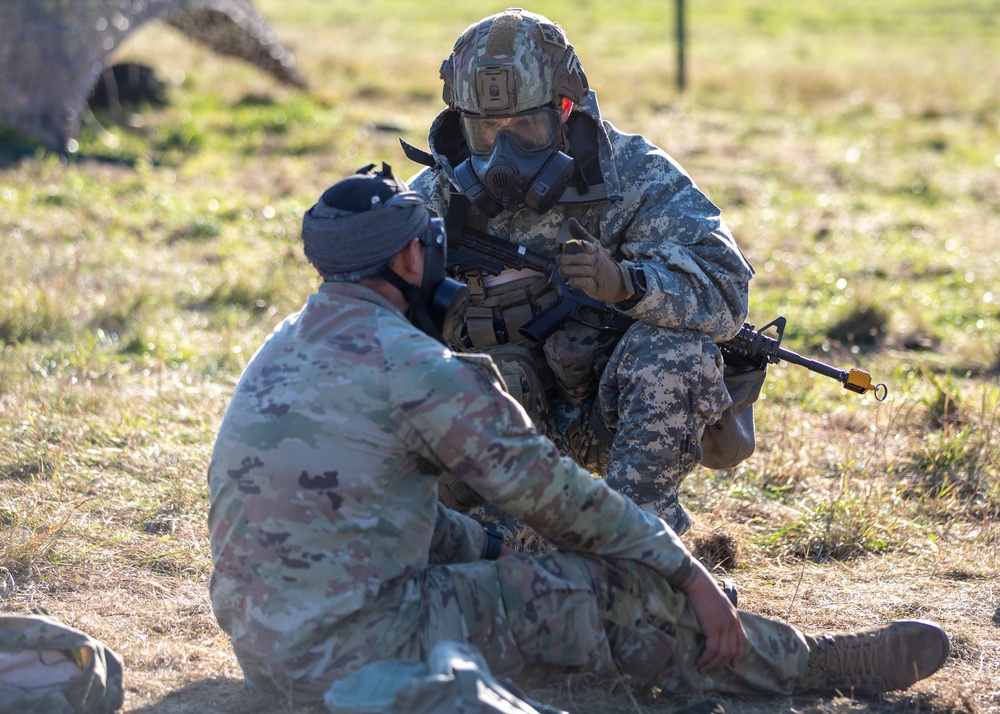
[556,218,633,304]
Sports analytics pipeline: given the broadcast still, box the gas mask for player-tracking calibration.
[454,106,575,217]
[380,217,469,345]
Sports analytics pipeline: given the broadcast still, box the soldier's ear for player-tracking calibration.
[390,237,424,282]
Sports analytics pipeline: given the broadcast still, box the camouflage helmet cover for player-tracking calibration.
[440,8,588,116]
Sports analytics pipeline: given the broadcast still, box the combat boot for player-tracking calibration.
[796,620,949,695]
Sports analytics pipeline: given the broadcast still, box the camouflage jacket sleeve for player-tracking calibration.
[428,501,486,564]
[388,346,693,586]
[605,127,753,341]
[407,167,451,219]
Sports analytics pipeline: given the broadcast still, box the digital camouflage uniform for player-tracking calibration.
[409,89,754,537]
[207,282,808,704]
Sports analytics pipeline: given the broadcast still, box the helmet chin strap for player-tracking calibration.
[378,265,420,303]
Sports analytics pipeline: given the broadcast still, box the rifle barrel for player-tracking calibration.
[768,339,885,399]
[724,320,886,399]
[772,345,848,383]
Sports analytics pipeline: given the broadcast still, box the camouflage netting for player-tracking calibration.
[0,0,309,151]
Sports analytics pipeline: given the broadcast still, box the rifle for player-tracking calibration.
[449,225,634,343]
[449,225,888,401]
[720,316,888,400]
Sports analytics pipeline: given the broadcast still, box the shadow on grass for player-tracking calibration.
[0,128,144,169]
[126,677,325,714]
[0,143,141,170]
[0,144,37,167]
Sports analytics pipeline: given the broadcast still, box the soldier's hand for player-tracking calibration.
[556,218,632,304]
[678,559,747,672]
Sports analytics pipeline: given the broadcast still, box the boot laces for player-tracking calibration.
[818,631,882,687]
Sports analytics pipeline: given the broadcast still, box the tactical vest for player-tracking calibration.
[445,195,623,410]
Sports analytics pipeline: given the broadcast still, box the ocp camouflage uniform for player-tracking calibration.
[207,282,808,704]
[408,88,754,536]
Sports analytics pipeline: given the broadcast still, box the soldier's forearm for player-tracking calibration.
[428,502,485,564]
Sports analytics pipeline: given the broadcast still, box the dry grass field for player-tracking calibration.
[1,1,998,713]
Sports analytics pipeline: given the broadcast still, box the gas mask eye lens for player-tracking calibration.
[456,106,575,216]
[461,107,560,155]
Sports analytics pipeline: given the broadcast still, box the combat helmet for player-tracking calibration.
[440,9,589,215]
[440,8,589,116]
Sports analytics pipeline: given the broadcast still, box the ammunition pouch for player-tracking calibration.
[488,343,554,434]
[542,321,617,407]
[460,271,557,350]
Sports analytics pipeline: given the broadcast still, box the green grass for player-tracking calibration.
[2,1,999,712]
